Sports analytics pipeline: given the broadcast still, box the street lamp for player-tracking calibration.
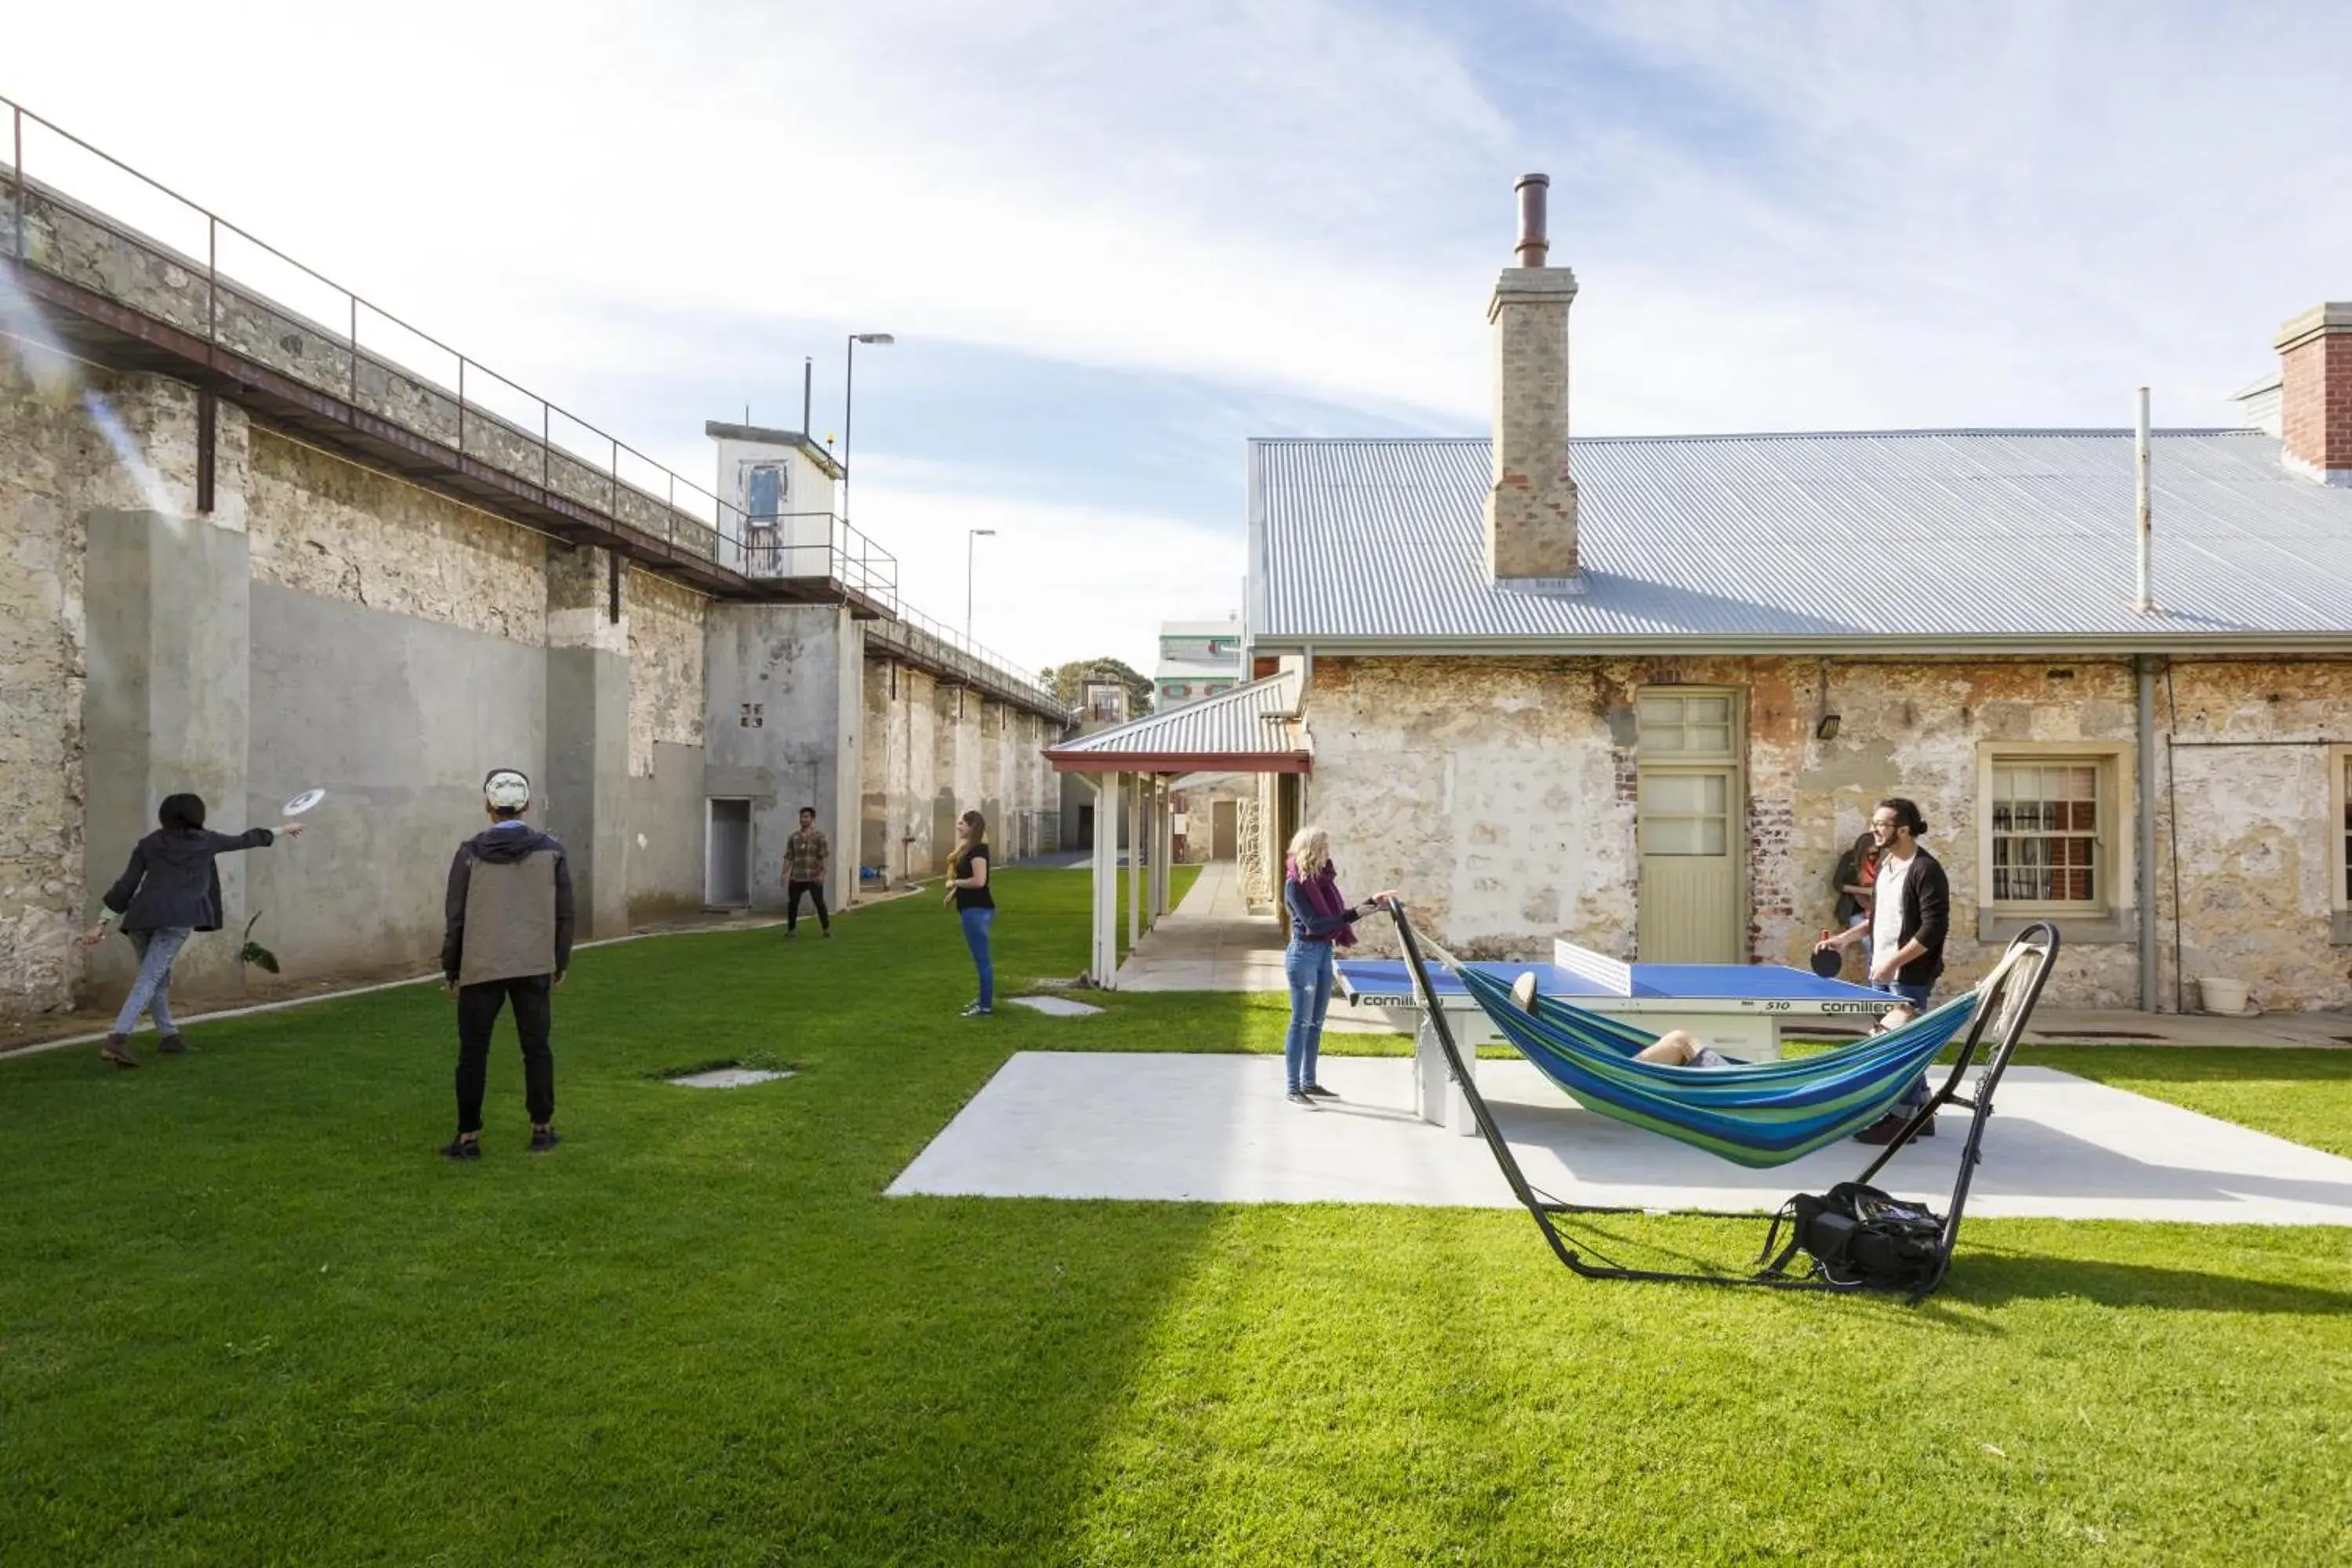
[841,332,895,527]
[967,528,996,642]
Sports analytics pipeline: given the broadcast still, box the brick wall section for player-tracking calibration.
[1484,268,1581,580]
[1304,653,2352,1009]
[245,430,547,643]
[626,570,707,777]
[2277,305,2352,479]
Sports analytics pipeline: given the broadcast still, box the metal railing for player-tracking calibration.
[1,92,897,601]
[866,598,1069,715]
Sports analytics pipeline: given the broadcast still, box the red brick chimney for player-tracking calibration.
[2275,303,2352,485]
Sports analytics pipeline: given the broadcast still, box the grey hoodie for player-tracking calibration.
[441,823,575,986]
[102,828,276,934]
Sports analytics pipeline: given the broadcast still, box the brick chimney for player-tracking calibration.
[1485,172,1583,588]
[2275,303,2352,485]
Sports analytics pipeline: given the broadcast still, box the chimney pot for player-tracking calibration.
[1514,172,1550,267]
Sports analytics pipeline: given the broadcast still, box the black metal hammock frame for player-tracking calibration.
[1388,903,2061,1302]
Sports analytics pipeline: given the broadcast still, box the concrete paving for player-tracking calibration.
[888,1051,2352,1225]
[1115,860,1290,993]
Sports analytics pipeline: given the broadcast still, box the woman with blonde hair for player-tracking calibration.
[1280,826,1394,1105]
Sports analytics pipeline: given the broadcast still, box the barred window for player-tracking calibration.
[1991,761,2103,906]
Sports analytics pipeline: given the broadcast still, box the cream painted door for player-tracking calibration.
[1636,692,1743,963]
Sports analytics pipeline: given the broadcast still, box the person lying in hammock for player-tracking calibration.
[1510,969,1917,1069]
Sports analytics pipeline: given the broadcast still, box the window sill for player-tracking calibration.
[1978,908,2137,945]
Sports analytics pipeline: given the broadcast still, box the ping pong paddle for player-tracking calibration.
[1809,931,1844,978]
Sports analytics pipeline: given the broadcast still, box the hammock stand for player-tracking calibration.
[1388,902,2060,1301]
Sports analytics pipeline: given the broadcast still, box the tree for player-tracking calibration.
[1039,656,1155,717]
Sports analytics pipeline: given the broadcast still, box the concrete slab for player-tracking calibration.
[888,1052,2352,1225]
[667,1067,797,1088]
[1007,996,1105,1018]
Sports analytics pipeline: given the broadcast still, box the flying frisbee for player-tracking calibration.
[281,787,328,818]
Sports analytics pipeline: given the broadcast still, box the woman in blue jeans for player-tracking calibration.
[944,810,996,1017]
[1280,826,1396,1106]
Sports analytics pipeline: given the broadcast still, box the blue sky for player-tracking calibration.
[14,1,2351,675]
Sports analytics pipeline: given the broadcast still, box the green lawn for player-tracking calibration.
[5,868,2350,1565]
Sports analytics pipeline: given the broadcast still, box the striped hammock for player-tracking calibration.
[1453,965,1987,1169]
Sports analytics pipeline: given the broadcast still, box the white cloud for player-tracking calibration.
[851,455,1242,680]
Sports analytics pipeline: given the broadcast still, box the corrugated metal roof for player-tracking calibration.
[1049,670,1303,765]
[1248,430,2352,647]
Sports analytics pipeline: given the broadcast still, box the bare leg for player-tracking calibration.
[1635,1029,1702,1065]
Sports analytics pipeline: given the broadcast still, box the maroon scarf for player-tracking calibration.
[1287,856,1356,947]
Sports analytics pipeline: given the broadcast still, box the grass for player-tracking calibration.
[2,868,2349,1565]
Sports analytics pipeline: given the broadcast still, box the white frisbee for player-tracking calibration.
[281,787,328,818]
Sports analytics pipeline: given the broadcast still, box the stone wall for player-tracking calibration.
[1304,654,2352,1010]
[245,430,546,641]
[0,350,96,1017]
[862,660,1061,880]
[627,570,706,779]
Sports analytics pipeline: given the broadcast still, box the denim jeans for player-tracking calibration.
[113,927,193,1036]
[1283,940,1335,1092]
[1878,978,1936,1113]
[960,906,996,1008]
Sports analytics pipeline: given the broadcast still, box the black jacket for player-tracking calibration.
[1878,847,1951,986]
[101,827,276,934]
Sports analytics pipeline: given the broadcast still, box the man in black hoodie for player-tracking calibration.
[439,768,574,1160]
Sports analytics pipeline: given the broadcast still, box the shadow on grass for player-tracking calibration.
[1942,1251,2352,1316]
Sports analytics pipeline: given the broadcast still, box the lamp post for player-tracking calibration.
[841,332,895,527]
[967,528,996,642]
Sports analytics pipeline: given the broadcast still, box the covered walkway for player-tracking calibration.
[1115,861,1285,991]
[1046,670,1308,987]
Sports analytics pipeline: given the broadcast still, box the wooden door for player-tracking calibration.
[1211,799,1240,859]
[1635,691,1744,963]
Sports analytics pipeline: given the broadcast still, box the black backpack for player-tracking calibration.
[1761,1181,1946,1292]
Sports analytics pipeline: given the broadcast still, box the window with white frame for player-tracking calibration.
[2336,747,2352,909]
[1988,759,2107,907]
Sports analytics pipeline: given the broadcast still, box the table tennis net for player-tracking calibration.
[1451,965,1985,1168]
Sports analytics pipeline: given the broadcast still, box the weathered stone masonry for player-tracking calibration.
[1304,654,2352,1010]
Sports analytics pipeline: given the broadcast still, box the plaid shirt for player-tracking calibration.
[786,829,829,884]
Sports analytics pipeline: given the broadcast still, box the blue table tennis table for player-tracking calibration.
[1336,940,1894,1134]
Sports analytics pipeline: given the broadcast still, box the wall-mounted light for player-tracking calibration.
[1815,659,1841,741]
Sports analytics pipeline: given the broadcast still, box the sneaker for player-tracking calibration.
[785,928,799,939]
[157,1033,188,1054]
[1285,1089,1316,1106]
[822,928,833,938]
[529,1127,562,1154]
[1302,1083,1339,1100]
[960,1002,993,1018]
[100,1034,140,1069]
[441,1135,481,1161]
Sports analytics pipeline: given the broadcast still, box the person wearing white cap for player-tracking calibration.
[438,768,574,1160]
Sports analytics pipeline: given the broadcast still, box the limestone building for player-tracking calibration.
[0,111,1064,1025]
[1243,176,2352,1012]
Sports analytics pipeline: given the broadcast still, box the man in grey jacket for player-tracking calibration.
[439,768,574,1160]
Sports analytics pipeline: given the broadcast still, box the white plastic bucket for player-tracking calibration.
[2197,977,2252,1015]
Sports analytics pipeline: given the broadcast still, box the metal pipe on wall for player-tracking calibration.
[2136,654,2161,1011]
[2135,388,2155,613]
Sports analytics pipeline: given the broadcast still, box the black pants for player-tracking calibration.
[456,975,555,1134]
[786,879,830,932]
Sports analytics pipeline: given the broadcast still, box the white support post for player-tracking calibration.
[1127,772,1142,950]
[1091,772,1120,987]
[1154,778,1173,916]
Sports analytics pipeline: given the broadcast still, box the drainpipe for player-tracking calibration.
[2136,654,2161,1010]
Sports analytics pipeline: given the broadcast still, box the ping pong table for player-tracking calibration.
[1335,939,1895,1134]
